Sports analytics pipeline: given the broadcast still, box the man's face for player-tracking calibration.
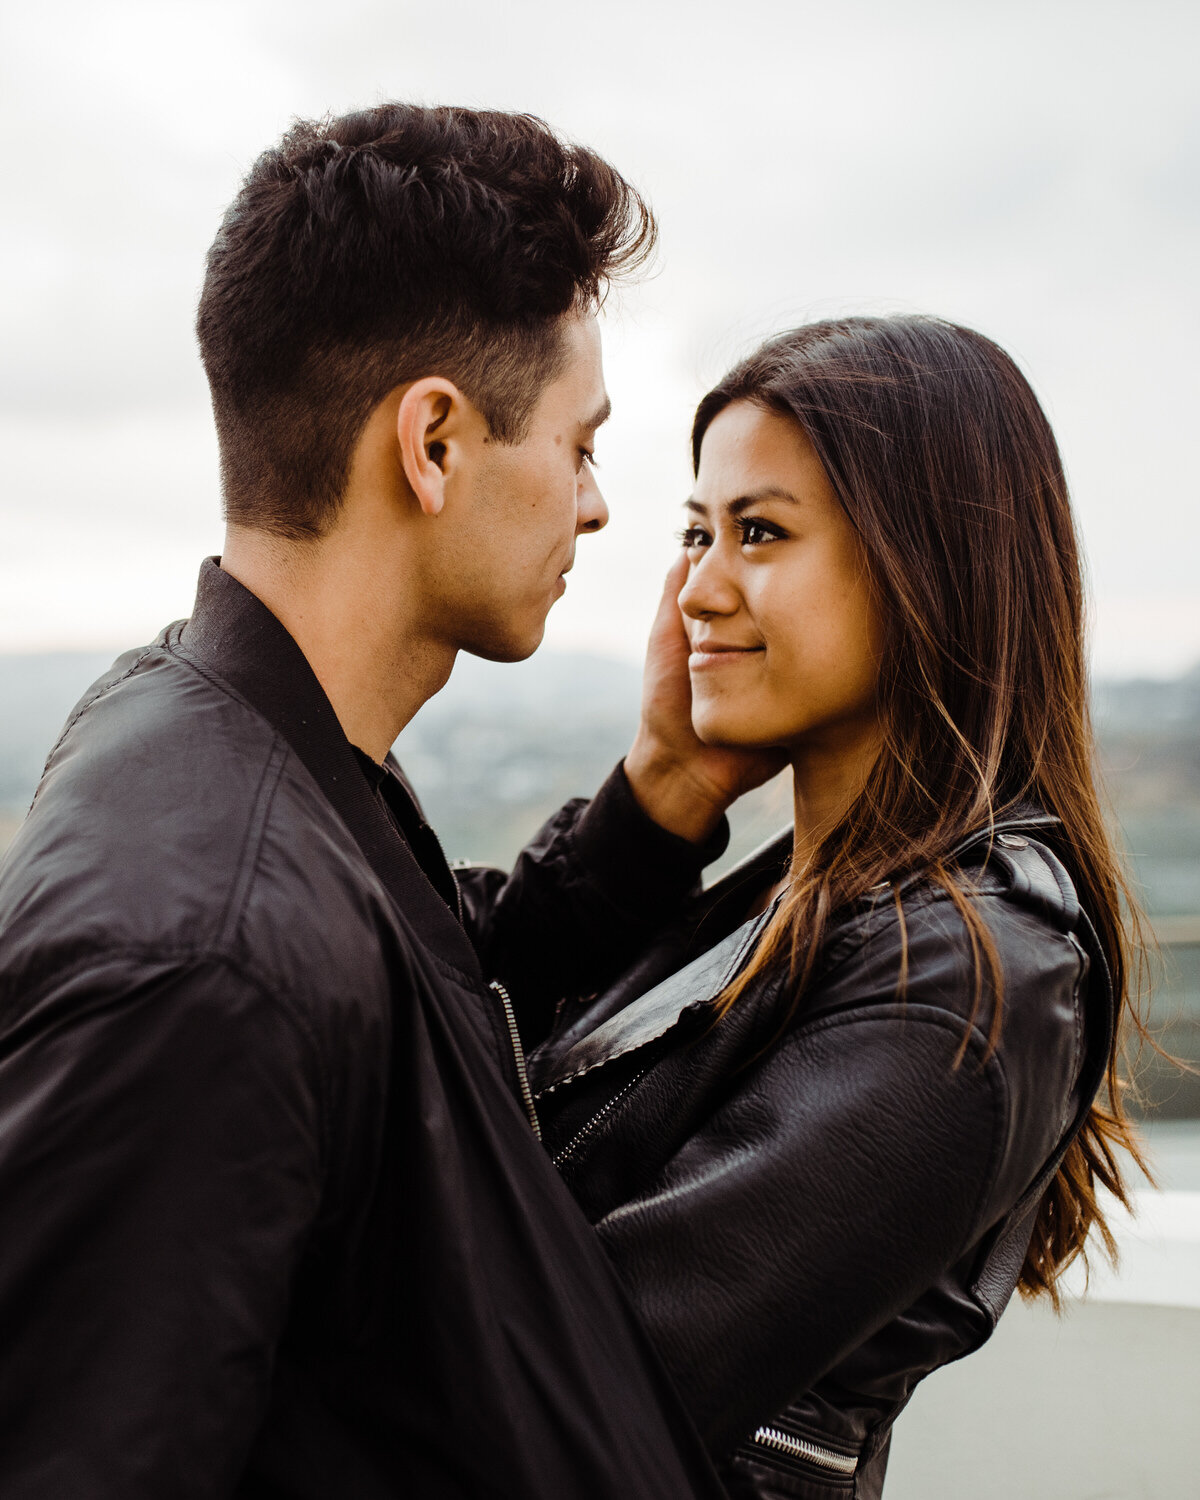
[430,310,611,660]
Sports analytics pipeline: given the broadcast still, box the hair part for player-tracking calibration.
[197,104,656,539]
[696,315,1152,1306]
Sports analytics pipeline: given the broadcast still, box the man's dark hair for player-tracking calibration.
[196,104,656,538]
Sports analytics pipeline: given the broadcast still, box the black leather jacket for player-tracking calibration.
[530,815,1113,1500]
[0,562,726,1500]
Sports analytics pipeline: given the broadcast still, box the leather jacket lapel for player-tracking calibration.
[176,558,482,982]
[532,810,1068,1098]
[531,902,777,1093]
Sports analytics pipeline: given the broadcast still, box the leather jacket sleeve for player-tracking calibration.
[0,952,326,1498]
[591,911,1085,1458]
[457,763,728,1046]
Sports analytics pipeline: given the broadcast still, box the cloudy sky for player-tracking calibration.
[1,0,1197,676]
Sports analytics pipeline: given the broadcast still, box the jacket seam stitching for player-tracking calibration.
[0,946,330,1148]
[9,940,340,1194]
[166,635,277,731]
[817,877,1077,990]
[209,950,333,1177]
[169,638,485,993]
[31,646,158,806]
[216,738,291,952]
[2,941,318,1033]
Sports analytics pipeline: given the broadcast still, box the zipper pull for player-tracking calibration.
[489,979,541,1140]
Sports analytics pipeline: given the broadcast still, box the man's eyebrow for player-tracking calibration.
[582,397,612,432]
[684,487,800,517]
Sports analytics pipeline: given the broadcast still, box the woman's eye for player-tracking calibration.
[679,525,710,549]
[738,518,780,547]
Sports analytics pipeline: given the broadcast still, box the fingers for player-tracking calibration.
[660,552,689,600]
[649,554,690,639]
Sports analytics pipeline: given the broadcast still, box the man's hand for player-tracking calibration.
[624,556,788,845]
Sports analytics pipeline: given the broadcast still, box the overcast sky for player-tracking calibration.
[1,0,1197,676]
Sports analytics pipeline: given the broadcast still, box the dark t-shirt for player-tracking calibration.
[352,746,461,914]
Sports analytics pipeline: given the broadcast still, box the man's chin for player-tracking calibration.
[462,619,547,665]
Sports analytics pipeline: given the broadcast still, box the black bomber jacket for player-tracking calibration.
[527,817,1113,1500]
[0,560,726,1500]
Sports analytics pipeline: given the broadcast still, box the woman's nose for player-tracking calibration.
[678,550,738,619]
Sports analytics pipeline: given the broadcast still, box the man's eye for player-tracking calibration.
[679,525,710,549]
[578,449,598,470]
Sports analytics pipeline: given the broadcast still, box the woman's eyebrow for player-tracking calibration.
[684,487,800,518]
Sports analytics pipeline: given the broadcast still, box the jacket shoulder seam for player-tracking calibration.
[31,646,159,807]
[159,638,320,960]
[216,737,292,952]
[7,943,330,1163]
[6,942,323,1053]
[821,878,1079,983]
[165,633,280,741]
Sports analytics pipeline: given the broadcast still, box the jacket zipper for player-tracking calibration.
[750,1426,857,1478]
[488,980,541,1140]
[551,1068,648,1169]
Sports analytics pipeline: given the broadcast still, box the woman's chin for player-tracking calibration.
[691,706,768,751]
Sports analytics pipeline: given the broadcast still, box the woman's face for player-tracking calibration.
[680,401,883,758]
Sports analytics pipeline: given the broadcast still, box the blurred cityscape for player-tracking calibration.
[1,648,1197,1118]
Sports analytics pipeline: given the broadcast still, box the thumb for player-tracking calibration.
[650,553,689,635]
[661,551,689,597]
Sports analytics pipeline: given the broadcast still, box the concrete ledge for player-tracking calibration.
[887,1299,1200,1498]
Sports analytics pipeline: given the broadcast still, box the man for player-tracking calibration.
[0,106,740,1498]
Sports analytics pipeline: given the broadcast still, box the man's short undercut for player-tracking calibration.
[196,104,656,538]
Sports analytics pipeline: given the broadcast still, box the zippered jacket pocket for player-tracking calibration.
[728,1422,859,1497]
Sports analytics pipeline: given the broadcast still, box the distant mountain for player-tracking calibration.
[0,652,118,813]
[1,647,1197,1116]
[1,649,1197,894]
[1093,664,1200,734]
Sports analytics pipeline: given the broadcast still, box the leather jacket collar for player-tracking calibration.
[531,803,1064,1097]
[176,558,482,982]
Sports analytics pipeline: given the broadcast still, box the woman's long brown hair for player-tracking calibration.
[695,316,1150,1305]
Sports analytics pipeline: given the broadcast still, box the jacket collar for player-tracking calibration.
[699,802,1061,911]
[174,557,482,982]
[535,803,1066,1093]
[531,902,780,1095]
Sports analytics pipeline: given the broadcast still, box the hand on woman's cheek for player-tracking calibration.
[625,554,787,844]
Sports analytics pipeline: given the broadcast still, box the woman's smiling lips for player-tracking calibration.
[688,641,765,670]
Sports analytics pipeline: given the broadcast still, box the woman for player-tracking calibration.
[527,316,1148,1499]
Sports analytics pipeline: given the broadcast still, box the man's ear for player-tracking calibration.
[395,377,469,518]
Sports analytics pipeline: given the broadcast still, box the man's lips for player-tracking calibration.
[688,642,765,669]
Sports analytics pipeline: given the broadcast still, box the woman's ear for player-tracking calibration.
[395,377,464,517]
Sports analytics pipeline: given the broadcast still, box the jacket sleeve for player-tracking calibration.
[593,1002,1012,1458]
[458,763,728,1046]
[0,952,326,1499]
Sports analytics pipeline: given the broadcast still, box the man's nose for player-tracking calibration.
[577,469,609,534]
[678,549,738,618]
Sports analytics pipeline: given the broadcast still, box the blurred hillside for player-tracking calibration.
[2,650,1197,1113]
[5,650,1194,889]
[0,648,797,877]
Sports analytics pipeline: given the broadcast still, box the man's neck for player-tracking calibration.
[219,527,455,762]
